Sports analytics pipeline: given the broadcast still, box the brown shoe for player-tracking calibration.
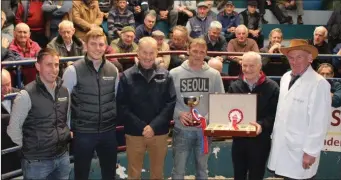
[297,15,303,24]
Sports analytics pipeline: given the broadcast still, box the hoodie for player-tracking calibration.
[170,60,225,130]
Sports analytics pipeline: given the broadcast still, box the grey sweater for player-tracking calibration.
[170,60,225,130]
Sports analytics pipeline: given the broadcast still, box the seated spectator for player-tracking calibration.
[208,58,229,92]
[239,1,264,48]
[2,11,14,43]
[173,0,196,26]
[72,0,103,41]
[205,0,217,20]
[260,28,289,76]
[317,63,341,108]
[227,25,259,76]
[327,9,341,51]
[186,2,214,38]
[47,20,84,57]
[127,0,149,27]
[135,11,157,43]
[47,20,85,76]
[151,30,171,69]
[9,23,41,85]
[217,1,240,42]
[308,26,332,70]
[277,0,304,24]
[15,0,48,48]
[256,0,291,24]
[168,25,190,70]
[149,0,178,32]
[200,21,227,62]
[42,0,73,41]
[1,69,21,174]
[1,0,17,40]
[111,26,138,71]
[108,0,135,41]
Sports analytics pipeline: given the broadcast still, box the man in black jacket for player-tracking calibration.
[228,51,279,180]
[117,37,176,179]
[62,29,119,180]
[7,48,71,179]
[201,21,227,62]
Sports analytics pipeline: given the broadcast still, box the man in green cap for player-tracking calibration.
[110,26,138,71]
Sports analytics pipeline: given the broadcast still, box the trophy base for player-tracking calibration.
[204,123,257,137]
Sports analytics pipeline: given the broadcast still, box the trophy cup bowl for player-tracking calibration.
[182,95,203,126]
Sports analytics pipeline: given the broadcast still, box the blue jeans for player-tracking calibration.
[21,151,70,180]
[73,129,117,180]
[171,127,210,179]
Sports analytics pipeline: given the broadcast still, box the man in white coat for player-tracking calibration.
[267,39,331,180]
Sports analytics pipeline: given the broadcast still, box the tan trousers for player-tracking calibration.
[125,134,168,179]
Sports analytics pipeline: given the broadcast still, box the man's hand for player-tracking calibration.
[269,43,281,53]
[2,37,9,48]
[179,54,186,61]
[179,111,192,126]
[266,0,271,5]
[160,10,169,20]
[302,152,316,169]
[143,125,155,138]
[250,121,262,135]
[57,5,62,9]
[104,12,109,19]
[70,131,73,139]
[134,6,141,13]
[337,49,341,56]
[290,0,296,6]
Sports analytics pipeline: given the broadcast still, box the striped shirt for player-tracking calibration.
[107,8,135,39]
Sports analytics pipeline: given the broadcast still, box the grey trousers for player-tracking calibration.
[278,0,304,16]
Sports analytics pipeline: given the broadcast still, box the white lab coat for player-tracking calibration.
[267,66,331,179]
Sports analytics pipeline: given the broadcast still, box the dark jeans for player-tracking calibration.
[73,129,117,180]
[232,135,271,180]
[249,33,265,48]
[257,0,287,21]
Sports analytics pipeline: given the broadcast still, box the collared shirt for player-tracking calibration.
[243,77,259,91]
[64,40,73,52]
[289,65,310,89]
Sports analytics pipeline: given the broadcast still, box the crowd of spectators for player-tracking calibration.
[1,0,341,176]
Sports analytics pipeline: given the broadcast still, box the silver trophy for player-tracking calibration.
[181,95,203,126]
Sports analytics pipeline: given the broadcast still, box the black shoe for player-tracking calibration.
[297,15,303,24]
[262,17,268,24]
[287,16,293,24]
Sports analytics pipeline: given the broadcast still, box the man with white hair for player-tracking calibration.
[47,20,84,57]
[116,37,176,179]
[227,24,259,76]
[228,51,279,180]
[308,26,332,70]
[268,39,331,179]
[201,21,227,62]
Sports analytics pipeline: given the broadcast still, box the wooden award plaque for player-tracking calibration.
[204,94,258,137]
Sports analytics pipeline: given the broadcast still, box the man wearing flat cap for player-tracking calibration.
[268,39,331,180]
[186,2,214,38]
[110,26,138,71]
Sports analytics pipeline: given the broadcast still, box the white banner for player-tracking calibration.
[323,108,341,152]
